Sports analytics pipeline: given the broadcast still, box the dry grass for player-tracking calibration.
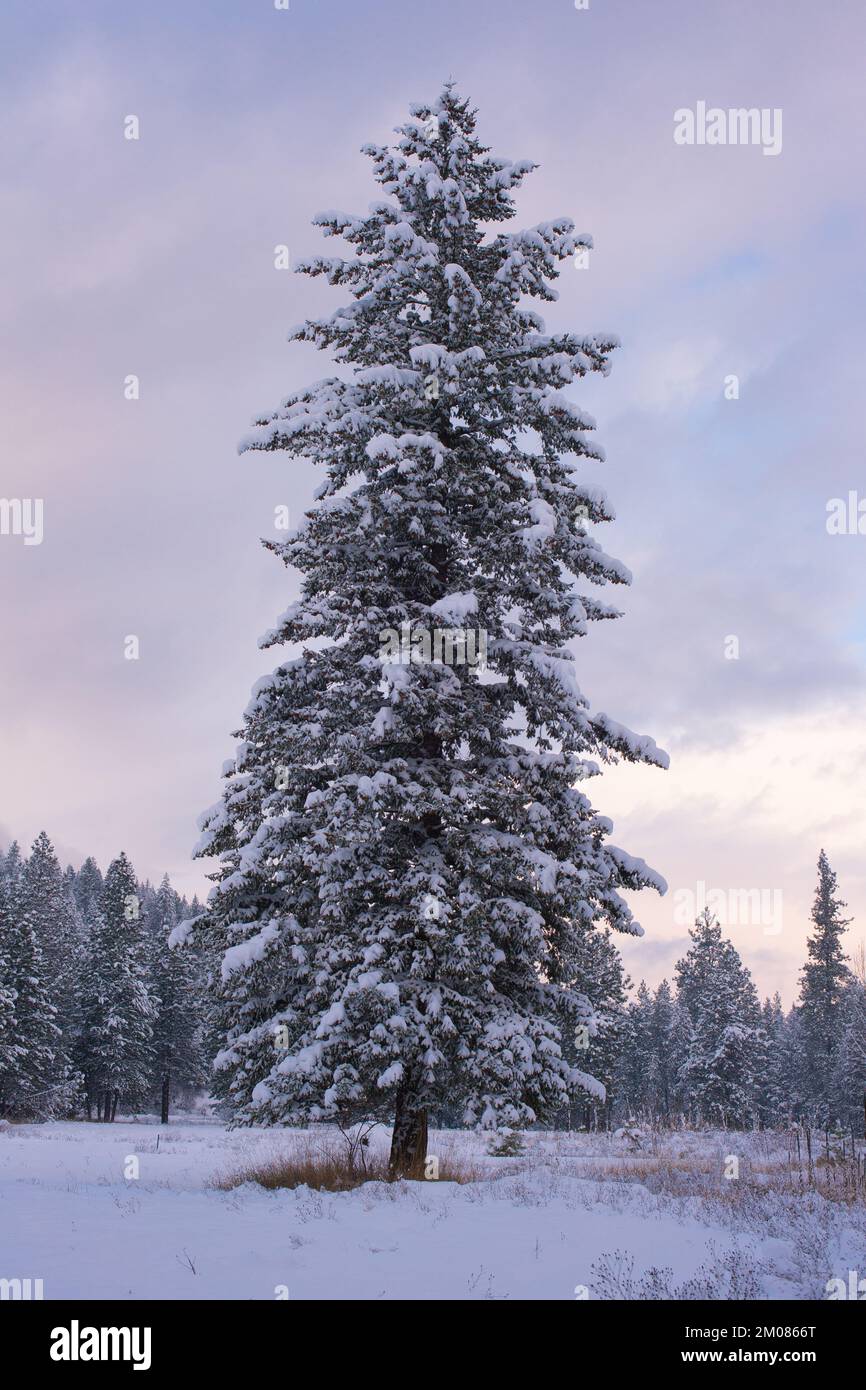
[211,1144,387,1193]
[210,1136,482,1193]
[550,1133,866,1207]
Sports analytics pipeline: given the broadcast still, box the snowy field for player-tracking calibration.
[2,1117,863,1301]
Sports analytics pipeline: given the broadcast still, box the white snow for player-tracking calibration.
[220,923,281,981]
[429,591,478,621]
[1,1118,857,1301]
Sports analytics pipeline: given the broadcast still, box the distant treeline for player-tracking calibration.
[0,834,208,1122]
[1,837,864,1135]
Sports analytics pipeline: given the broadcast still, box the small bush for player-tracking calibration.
[612,1124,646,1151]
[486,1129,526,1158]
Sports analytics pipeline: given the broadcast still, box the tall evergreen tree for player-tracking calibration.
[756,993,789,1128]
[83,853,154,1121]
[73,856,104,916]
[797,850,852,1123]
[676,912,764,1128]
[150,875,204,1122]
[647,979,684,1124]
[831,979,866,1134]
[22,832,65,971]
[3,842,24,892]
[0,872,79,1119]
[0,880,21,1096]
[68,859,102,1118]
[560,924,630,1129]
[21,831,81,1036]
[614,980,656,1120]
[188,84,667,1175]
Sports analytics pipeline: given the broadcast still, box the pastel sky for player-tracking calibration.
[2,0,865,1004]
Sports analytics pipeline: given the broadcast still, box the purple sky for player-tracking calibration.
[1,0,865,1003]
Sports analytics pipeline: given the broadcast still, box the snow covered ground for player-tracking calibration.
[1,1117,863,1300]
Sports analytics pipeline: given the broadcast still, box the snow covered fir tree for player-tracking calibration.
[674,910,765,1129]
[184,83,670,1175]
[796,849,853,1123]
[1,95,864,1149]
[148,875,207,1123]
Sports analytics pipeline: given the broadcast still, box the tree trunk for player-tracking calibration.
[161,1072,171,1126]
[110,1090,119,1122]
[388,1084,428,1180]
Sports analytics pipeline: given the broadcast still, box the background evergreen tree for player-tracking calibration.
[73,856,104,916]
[614,980,656,1121]
[67,857,102,1118]
[3,842,24,893]
[150,875,205,1121]
[796,850,852,1124]
[0,869,79,1119]
[647,979,684,1124]
[675,911,764,1128]
[756,993,789,1128]
[831,974,866,1135]
[84,853,154,1121]
[560,924,629,1129]
[21,831,82,1039]
[0,879,23,1105]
